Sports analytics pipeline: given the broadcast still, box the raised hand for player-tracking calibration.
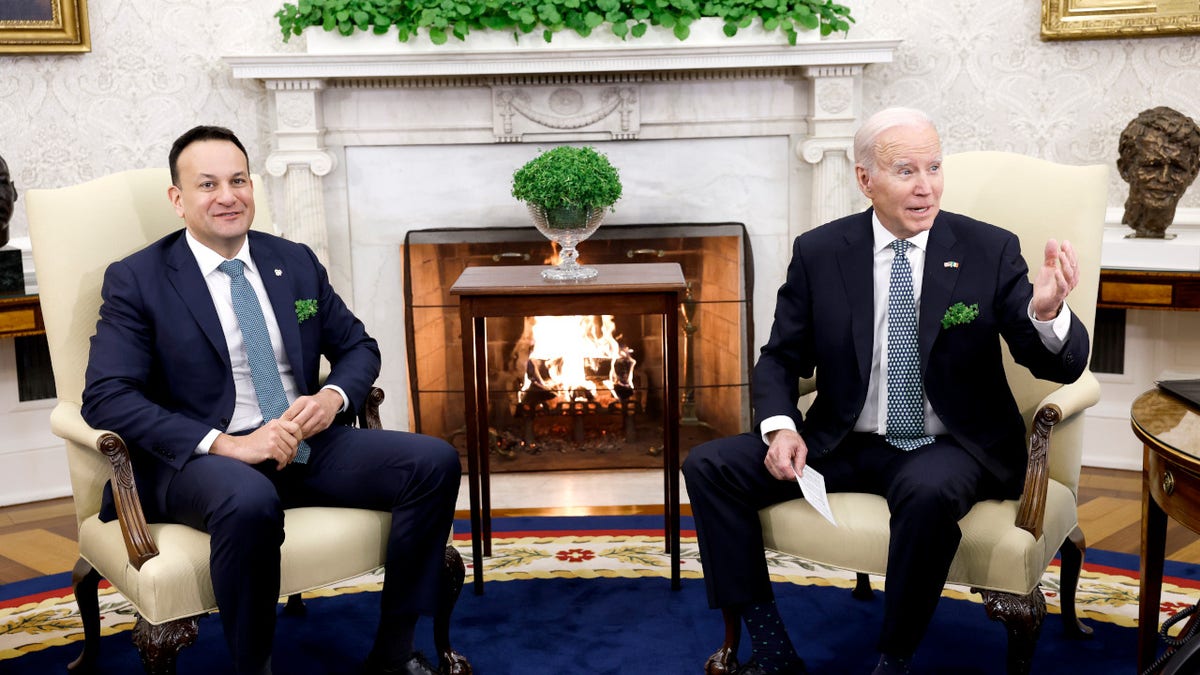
[1031,238,1079,321]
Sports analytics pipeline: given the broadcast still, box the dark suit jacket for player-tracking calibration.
[752,208,1089,492]
[82,229,380,517]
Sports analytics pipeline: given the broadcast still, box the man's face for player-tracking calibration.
[1125,128,1199,210]
[855,123,944,239]
[0,157,16,228]
[168,140,254,259]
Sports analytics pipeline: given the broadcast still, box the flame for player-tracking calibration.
[519,314,636,404]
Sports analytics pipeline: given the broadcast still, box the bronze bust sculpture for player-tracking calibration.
[0,153,16,249]
[1117,107,1200,239]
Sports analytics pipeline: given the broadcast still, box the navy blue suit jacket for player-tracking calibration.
[82,229,380,518]
[752,209,1089,492]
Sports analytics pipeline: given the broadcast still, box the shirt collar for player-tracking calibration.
[871,212,930,255]
[185,230,257,278]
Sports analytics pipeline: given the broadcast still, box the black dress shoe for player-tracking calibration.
[734,658,808,675]
[871,653,912,675]
[362,651,439,675]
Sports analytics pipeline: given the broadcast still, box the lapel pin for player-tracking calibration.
[943,261,959,268]
[275,269,283,277]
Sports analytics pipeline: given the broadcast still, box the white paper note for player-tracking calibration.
[796,465,837,527]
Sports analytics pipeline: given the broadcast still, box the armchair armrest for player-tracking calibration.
[1013,371,1101,540]
[51,402,160,570]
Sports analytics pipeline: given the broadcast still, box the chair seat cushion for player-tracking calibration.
[759,478,1077,594]
[79,507,391,625]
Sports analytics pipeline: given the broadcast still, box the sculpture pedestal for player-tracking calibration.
[1101,227,1200,272]
[0,247,24,295]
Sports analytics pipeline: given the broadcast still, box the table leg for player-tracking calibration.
[1140,447,1168,672]
[475,317,493,558]
[664,300,681,590]
[459,307,485,595]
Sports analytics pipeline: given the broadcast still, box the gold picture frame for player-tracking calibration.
[1042,0,1200,40]
[0,0,90,54]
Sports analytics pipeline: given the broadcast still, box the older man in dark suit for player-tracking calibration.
[682,108,1089,675]
[82,126,460,675]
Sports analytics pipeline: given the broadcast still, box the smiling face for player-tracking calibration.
[168,139,254,259]
[855,122,944,239]
[1124,128,1199,211]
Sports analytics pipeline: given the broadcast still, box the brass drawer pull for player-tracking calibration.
[1163,470,1175,497]
[627,248,665,258]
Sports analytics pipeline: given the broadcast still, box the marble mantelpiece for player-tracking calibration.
[225,38,899,430]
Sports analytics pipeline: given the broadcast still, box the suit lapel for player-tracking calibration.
[919,214,961,374]
[166,234,230,368]
[251,238,308,393]
[837,212,876,386]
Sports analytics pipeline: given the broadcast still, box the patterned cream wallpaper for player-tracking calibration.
[1,0,1197,240]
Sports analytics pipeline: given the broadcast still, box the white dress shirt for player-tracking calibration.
[185,232,346,454]
[760,213,1073,444]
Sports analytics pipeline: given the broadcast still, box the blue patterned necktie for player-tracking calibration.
[885,240,934,451]
[218,259,310,464]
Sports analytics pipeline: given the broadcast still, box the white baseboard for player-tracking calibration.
[0,445,71,507]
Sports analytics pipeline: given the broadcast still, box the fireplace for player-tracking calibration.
[403,223,751,471]
[225,39,898,435]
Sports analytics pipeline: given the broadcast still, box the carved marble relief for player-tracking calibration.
[492,85,640,142]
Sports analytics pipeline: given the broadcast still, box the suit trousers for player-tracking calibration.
[163,424,461,674]
[682,431,1008,656]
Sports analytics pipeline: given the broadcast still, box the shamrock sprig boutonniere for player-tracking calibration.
[295,299,318,323]
[941,302,979,330]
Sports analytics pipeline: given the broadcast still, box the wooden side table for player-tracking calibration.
[450,263,686,595]
[1132,388,1200,672]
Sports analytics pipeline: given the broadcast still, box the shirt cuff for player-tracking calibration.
[1027,300,1072,354]
[760,414,798,445]
[196,428,221,455]
[321,384,350,413]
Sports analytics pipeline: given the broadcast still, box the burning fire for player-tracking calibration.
[518,314,636,405]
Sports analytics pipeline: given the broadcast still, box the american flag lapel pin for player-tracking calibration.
[943,261,959,269]
[275,268,283,277]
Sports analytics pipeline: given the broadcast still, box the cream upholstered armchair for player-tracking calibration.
[703,152,1108,675]
[26,169,469,674]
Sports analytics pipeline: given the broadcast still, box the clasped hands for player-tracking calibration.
[210,388,343,469]
[1032,238,1079,322]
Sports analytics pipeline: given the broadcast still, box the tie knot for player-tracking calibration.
[891,239,910,255]
[218,259,245,280]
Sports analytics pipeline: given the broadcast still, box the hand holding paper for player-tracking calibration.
[796,465,837,527]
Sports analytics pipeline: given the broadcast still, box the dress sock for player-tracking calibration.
[742,601,802,672]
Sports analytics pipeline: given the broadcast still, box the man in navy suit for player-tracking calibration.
[682,108,1089,675]
[82,126,460,675]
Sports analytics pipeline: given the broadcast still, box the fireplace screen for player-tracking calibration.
[402,223,753,472]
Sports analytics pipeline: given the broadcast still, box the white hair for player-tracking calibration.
[854,107,937,174]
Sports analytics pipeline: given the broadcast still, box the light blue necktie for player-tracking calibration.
[885,240,934,451]
[219,259,310,464]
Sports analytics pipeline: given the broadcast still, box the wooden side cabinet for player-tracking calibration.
[1098,269,1200,311]
[0,294,44,339]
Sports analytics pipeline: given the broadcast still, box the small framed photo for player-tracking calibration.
[0,0,90,54]
[1042,0,1200,40]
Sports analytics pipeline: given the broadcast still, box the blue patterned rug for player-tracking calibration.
[2,515,1196,673]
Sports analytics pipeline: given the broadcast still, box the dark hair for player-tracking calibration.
[168,126,250,186]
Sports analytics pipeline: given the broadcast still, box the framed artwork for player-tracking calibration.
[0,0,90,54]
[1042,0,1200,40]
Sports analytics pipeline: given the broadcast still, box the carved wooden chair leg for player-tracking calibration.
[1058,525,1093,639]
[436,545,473,675]
[131,615,199,675]
[704,606,742,675]
[282,593,307,616]
[67,558,103,673]
[852,572,875,600]
[978,587,1046,675]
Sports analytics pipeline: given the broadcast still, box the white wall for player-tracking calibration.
[1,0,1197,503]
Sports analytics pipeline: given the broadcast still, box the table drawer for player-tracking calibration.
[1147,449,1200,531]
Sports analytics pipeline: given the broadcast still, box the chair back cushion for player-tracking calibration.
[25,168,273,522]
[941,152,1106,492]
